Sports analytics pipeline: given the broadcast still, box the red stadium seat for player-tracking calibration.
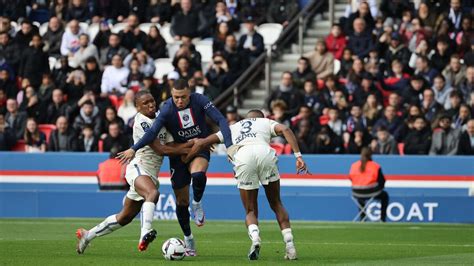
[284,144,292,154]
[108,95,123,109]
[398,143,405,156]
[270,143,285,155]
[98,139,104,152]
[38,124,57,143]
[11,140,26,152]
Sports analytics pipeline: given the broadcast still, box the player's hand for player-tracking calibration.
[116,148,136,165]
[183,139,206,163]
[296,157,309,175]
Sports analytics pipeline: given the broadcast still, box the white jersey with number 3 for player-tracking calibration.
[216,118,279,158]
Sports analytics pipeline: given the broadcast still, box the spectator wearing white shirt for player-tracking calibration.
[69,34,99,69]
[101,54,129,96]
[118,89,137,125]
[60,19,83,56]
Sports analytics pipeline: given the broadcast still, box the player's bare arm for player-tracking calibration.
[183,135,221,162]
[149,139,193,156]
[274,124,309,174]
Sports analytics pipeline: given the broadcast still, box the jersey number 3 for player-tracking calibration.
[240,121,253,134]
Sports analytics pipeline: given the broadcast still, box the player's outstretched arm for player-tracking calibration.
[274,123,309,174]
[199,95,233,148]
[149,139,193,156]
[183,134,221,163]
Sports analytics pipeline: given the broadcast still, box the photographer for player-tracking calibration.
[205,53,230,96]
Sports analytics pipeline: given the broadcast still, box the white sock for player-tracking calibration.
[248,224,260,242]
[192,199,200,205]
[281,228,294,247]
[140,202,156,238]
[87,215,122,241]
[184,233,194,241]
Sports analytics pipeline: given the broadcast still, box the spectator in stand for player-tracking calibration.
[222,34,247,82]
[69,34,99,69]
[305,41,334,80]
[290,105,319,134]
[225,105,240,125]
[24,118,46,153]
[238,16,264,64]
[171,0,201,39]
[126,58,143,91]
[0,89,6,114]
[422,88,444,123]
[50,0,68,21]
[63,69,86,106]
[460,66,474,100]
[20,85,42,120]
[455,16,473,56]
[446,90,463,119]
[417,2,438,32]
[372,105,401,138]
[327,108,346,136]
[60,20,83,57]
[99,34,129,66]
[14,20,39,50]
[347,18,374,59]
[205,53,230,96]
[101,54,129,96]
[77,124,99,152]
[99,106,125,138]
[345,127,371,154]
[65,0,90,22]
[266,72,303,117]
[403,115,432,155]
[429,113,461,155]
[442,54,466,90]
[370,125,398,155]
[403,18,427,54]
[408,39,430,70]
[46,88,72,124]
[344,58,365,96]
[144,25,167,59]
[5,98,27,140]
[102,121,130,152]
[0,69,17,100]
[72,100,101,136]
[173,36,202,71]
[202,1,238,38]
[346,104,367,134]
[344,1,375,35]
[93,20,112,51]
[438,0,464,32]
[117,89,137,125]
[294,119,313,154]
[312,125,343,154]
[213,22,231,53]
[147,0,173,24]
[458,119,474,155]
[43,16,64,57]
[52,56,72,89]
[432,74,454,110]
[269,100,291,132]
[173,56,194,82]
[0,113,16,150]
[37,74,54,111]
[119,14,147,51]
[124,50,155,78]
[383,32,411,70]
[402,75,426,107]
[19,34,50,88]
[325,23,347,60]
[302,80,323,115]
[382,60,410,92]
[48,115,78,152]
[353,73,382,107]
[452,104,471,131]
[265,0,299,27]
[414,56,438,86]
[0,32,21,73]
[431,37,452,73]
[292,57,316,90]
[338,48,354,77]
[84,57,102,95]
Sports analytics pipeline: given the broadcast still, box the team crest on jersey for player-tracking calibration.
[178,108,195,129]
[141,122,151,131]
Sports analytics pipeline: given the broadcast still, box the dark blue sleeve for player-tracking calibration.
[131,105,168,151]
[196,94,233,148]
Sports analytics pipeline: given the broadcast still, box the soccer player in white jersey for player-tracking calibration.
[76,90,192,254]
[185,109,308,260]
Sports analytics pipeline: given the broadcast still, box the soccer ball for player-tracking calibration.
[162,238,186,260]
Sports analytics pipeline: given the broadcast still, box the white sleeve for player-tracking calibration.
[269,119,280,137]
[215,131,224,143]
[60,33,69,56]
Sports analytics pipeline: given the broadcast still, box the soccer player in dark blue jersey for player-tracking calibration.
[118,79,232,256]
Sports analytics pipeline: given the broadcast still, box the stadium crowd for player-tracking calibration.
[0,0,473,156]
[0,0,299,152]
[265,0,474,155]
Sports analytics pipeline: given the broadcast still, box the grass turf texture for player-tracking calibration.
[0,219,473,265]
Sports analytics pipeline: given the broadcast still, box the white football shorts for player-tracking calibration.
[125,158,160,201]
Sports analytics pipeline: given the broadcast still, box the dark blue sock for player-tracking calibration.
[176,205,191,236]
[191,171,207,202]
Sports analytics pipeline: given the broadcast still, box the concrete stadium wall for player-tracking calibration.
[0,152,473,223]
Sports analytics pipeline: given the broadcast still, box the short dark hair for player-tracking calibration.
[173,79,190,91]
[134,89,152,106]
[247,109,264,118]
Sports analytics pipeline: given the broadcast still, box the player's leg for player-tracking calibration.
[239,188,261,260]
[76,197,142,254]
[263,180,297,260]
[189,156,209,226]
[134,175,160,251]
[174,185,197,256]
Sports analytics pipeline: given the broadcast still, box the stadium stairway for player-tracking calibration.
[238,0,346,116]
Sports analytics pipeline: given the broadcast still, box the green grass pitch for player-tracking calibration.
[1,219,473,265]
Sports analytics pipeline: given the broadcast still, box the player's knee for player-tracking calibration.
[176,197,189,206]
[144,189,159,203]
[191,171,207,184]
[116,213,134,225]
